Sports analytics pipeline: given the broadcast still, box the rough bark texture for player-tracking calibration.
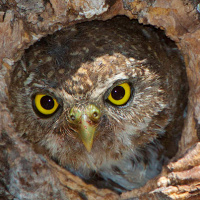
[1,0,200,199]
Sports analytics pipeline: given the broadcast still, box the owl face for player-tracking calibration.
[9,17,186,173]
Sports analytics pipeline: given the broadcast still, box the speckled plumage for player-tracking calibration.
[8,16,188,193]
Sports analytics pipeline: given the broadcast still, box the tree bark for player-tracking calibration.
[1,0,200,199]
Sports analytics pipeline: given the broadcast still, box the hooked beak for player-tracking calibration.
[79,114,96,152]
[68,104,101,152]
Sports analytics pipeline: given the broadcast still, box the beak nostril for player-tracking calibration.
[93,112,98,118]
[70,114,76,121]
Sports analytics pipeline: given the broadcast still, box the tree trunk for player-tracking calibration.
[1,0,200,199]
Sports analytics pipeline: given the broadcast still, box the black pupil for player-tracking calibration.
[111,86,125,100]
[40,96,54,110]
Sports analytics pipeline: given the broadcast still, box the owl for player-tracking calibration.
[8,16,188,193]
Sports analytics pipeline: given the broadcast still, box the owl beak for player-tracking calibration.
[69,104,101,152]
[79,114,96,152]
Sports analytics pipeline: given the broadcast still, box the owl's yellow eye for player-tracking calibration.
[34,94,59,115]
[107,83,131,106]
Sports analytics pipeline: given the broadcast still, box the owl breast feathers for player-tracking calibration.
[9,16,188,192]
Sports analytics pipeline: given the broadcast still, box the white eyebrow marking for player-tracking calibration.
[91,72,129,99]
[24,72,35,86]
[61,88,74,102]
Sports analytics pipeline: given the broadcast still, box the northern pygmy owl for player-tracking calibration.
[8,16,188,193]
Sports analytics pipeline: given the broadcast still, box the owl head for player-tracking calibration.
[8,17,187,173]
